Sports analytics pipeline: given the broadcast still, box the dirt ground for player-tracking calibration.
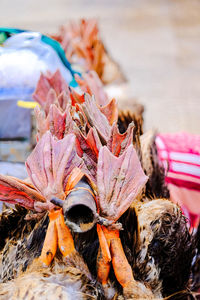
[0,0,200,134]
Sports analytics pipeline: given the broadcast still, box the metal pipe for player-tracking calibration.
[51,177,97,233]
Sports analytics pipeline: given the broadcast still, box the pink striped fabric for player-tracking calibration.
[156,132,200,229]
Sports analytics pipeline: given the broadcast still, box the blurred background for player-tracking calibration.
[0,0,200,133]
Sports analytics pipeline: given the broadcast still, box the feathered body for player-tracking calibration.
[0,201,196,299]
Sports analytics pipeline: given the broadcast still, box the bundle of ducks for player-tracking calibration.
[0,70,199,300]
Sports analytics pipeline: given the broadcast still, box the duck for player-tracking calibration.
[0,206,103,300]
[0,69,198,300]
[51,19,126,84]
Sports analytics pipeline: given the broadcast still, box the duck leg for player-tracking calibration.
[97,224,111,285]
[39,209,75,266]
[56,210,75,257]
[39,210,59,266]
[97,225,134,288]
[110,236,134,288]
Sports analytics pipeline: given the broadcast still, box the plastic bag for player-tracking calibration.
[0,31,74,100]
[0,29,76,139]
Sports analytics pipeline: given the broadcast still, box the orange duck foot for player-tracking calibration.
[97,224,134,288]
[39,209,75,266]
